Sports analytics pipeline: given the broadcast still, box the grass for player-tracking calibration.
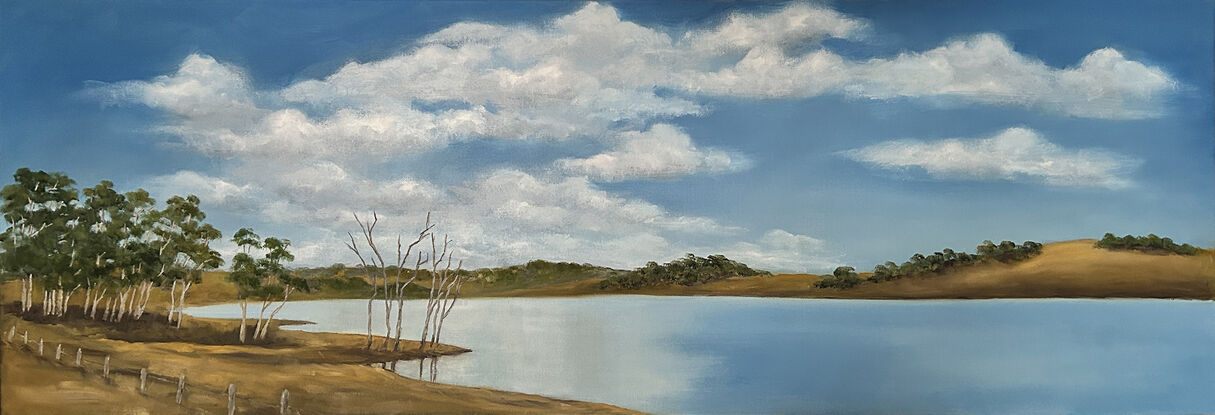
[0,303,636,414]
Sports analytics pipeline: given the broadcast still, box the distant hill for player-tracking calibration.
[7,240,1209,307]
[485,240,1215,300]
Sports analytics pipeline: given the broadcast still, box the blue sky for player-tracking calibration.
[2,0,1212,272]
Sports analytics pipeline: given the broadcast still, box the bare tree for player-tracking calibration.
[430,260,465,350]
[345,212,433,350]
[420,235,465,352]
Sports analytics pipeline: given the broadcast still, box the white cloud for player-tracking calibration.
[721,229,840,273]
[145,171,257,210]
[91,2,1172,271]
[557,124,745,181]
[847,34,1176,119]
[843,127,1140,189]
[683,3,867,55]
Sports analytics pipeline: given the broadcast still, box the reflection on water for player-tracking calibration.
[189,296,1215,414]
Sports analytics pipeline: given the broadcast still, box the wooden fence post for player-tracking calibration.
[176,374,186,404]
[75,348,82,366]
[139,368,148,394]
[22,330,28,344]
[55,344,62,361]
[103,355,110,379]
[227,383,236,415]
[280,388,289,415]
[5,326,13,343]
[38,338,43,355]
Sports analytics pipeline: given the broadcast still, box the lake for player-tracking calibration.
[188,296,1215,414]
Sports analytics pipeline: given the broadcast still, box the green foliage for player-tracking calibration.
[227,228,310,300]
[814,266,861,289]
[1,169,224,293]
[1094,233,1200,255]
[0,168,78,287]
[599,254,770,290]
[472,259,622,290]
[811,239,1045,290]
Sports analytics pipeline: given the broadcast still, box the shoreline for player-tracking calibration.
[0,306,637,414]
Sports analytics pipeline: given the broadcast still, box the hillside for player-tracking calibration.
[4,240,1211,307]
[488,240,1215,300]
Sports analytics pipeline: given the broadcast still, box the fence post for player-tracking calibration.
[38,338,43,355]
[227,383,236,415]
[75,348,82,366]
[139,368,148,394]
[55,344,62,361]
[22,330,28,344]
[176,374,186,404]
[5,326,13,343]
[103,355,110,379]
[280,388,289,415]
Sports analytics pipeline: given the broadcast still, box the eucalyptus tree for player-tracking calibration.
[0,168,78,315]
[75,181,128,318]
[345,212,433,350]
[229,228,309,342]
[156,195,223,327]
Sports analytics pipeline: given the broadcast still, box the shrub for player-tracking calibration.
[1095,233,1200,255]
[815,266,861,289]
[599,254,769,290]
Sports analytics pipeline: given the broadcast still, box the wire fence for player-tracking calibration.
[3,324,298,415]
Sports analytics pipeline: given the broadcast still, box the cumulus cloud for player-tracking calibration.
[721,229,841,273]
[145,171,257,211]
[847,34,1176,119]
[90,2,1171,271]
[842,127,1140,189]
[556,124,745,181]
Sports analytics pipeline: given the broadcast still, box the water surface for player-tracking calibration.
[189,296,1215,414]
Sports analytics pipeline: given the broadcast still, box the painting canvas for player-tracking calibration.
[1,1,1213,414]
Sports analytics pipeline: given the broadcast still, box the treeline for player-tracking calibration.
[1,168,223,325]
[287,263,431,298]
[472,259,623,290]
[1,168,306,344]
[1094,233,1200,255]
[292,259,622,293]
[599,254,769,290]
[816,240,1043,289]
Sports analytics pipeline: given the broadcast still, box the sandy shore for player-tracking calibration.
[0,309,637,414]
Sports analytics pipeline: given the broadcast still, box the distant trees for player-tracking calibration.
[0,168,223,323]
[814,266,861,289]
[814,239,1044,290]
[228,228,309,343]
[599,254,769,290]
[1095,233,1200,255]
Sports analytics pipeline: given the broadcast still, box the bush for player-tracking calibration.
[599,254,769,290]
[845,240,1044,287]
[1095,233,1200,255]
[815,266,861,289]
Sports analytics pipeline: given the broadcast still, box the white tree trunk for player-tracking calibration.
[238,299,248,343]
[90,288,106,319]
[175,281,192,329]
[167,280,179,323]
[257,287,294,340]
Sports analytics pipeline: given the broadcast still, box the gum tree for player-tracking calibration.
[229,228,309,342]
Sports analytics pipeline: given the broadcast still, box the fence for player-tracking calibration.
[3,324,298,415]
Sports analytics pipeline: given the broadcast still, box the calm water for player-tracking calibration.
[188,296,1215,414]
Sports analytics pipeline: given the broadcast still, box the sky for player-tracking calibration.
[2,0,1212,272]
